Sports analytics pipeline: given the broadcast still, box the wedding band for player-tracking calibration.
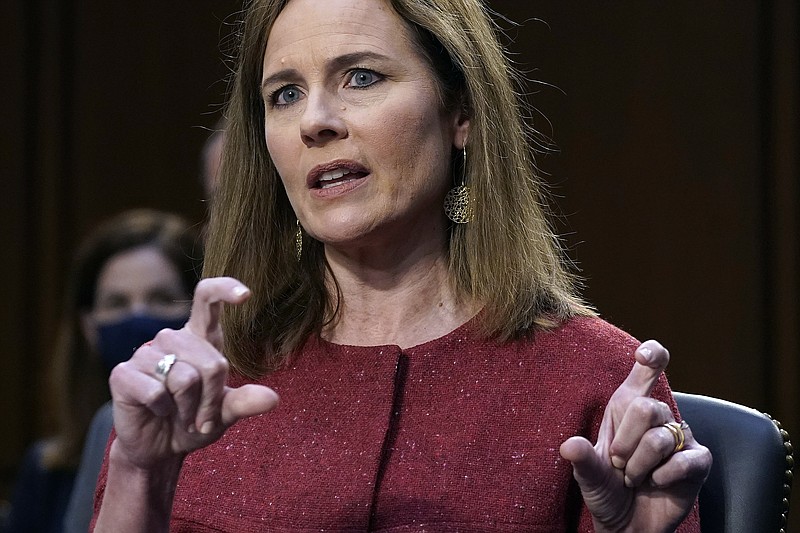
[663,421,686,453]
[155,354,177,379]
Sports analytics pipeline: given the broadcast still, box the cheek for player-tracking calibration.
[265,123,281,169]
[370,103,445,162]
[265,125,295,190]
[378,108,452,186]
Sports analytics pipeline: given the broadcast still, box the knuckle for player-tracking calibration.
[108,362,132,387]
[664,444,713,483]
[141,386,170,411]
[193,276,239,302]
[627,396,648,414]
[669,447,693,474]
[655,427,677,453]
[692,444,714,472]
[608,440,628,459]
[635,429,668,460]
[196,277,213,291]
[168,368,200,394]
[656,401,673,420]
[701,452,713,478]
[153,327,181,344]
[200,357,229,376]
[194,277,220,298]
[629,397,661,422]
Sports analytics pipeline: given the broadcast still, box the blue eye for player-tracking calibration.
[273,85,303,106]
[348,69,380,88]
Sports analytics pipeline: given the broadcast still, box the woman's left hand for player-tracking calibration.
[560,340,712,532]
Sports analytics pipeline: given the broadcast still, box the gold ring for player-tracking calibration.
[155,354,177,380]
[662,421,686,453]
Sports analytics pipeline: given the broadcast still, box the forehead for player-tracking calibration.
[96,247,180,293]
[264,0,416,65]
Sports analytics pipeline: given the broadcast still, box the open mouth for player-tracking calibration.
[308,160,370,190]
[315,168,368,189]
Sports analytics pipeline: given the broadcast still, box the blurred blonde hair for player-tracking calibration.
[204,0,593,377]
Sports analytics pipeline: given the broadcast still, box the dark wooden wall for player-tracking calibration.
[2,0,798,526]
[0,0,242,506]
[498,1,799,524]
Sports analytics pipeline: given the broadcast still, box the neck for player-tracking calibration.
[321,239,478,349]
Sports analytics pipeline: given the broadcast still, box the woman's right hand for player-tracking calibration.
[107,277,279,470]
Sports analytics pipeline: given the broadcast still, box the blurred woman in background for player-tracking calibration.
[3,209,201,533]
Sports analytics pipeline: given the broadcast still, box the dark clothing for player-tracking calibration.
[63,403,113,533]
[4,441,76,533]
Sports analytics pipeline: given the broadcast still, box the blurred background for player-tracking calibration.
[1,0,797,528]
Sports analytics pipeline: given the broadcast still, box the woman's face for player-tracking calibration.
[81,245,191,368]
[262,0,469,251]
[90,246,189,324]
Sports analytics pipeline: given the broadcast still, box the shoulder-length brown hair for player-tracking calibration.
[42,209,202,469]
[204,0,593,378]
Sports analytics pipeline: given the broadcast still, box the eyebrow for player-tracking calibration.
[261,50,392,92]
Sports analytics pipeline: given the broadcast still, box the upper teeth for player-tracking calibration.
[319,169,348,182]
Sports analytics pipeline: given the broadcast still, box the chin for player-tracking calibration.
[307,211,379,242]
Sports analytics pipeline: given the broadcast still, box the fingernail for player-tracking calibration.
[624,475,634,488]
[639,347,652,361]
[187,424,197,434]
[611,455,626,469]
[233,286,249,297]
[201,421,215,434]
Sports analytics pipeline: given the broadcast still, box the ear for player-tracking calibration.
[81,311,98,352]
[451,109,470,150]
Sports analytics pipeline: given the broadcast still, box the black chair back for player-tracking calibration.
[674,392,793,533]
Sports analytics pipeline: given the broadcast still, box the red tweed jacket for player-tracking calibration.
[93,316,700,531]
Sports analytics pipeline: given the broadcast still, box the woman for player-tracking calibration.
[4,209,201,533]
[93,0,711,531]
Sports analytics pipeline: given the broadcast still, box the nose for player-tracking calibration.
[129,300,150,315]
[299,91,347,147]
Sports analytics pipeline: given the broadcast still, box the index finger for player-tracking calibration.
[185,277,251,342]
[617,339,670,398]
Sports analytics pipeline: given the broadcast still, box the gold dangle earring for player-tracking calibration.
[443,146,474,224]
[295,220,303,261]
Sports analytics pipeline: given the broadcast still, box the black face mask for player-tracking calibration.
[96,313,189,373]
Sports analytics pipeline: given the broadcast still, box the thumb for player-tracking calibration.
[220,384,280,427]
[561,436,630,528]
[560,436,609,493]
